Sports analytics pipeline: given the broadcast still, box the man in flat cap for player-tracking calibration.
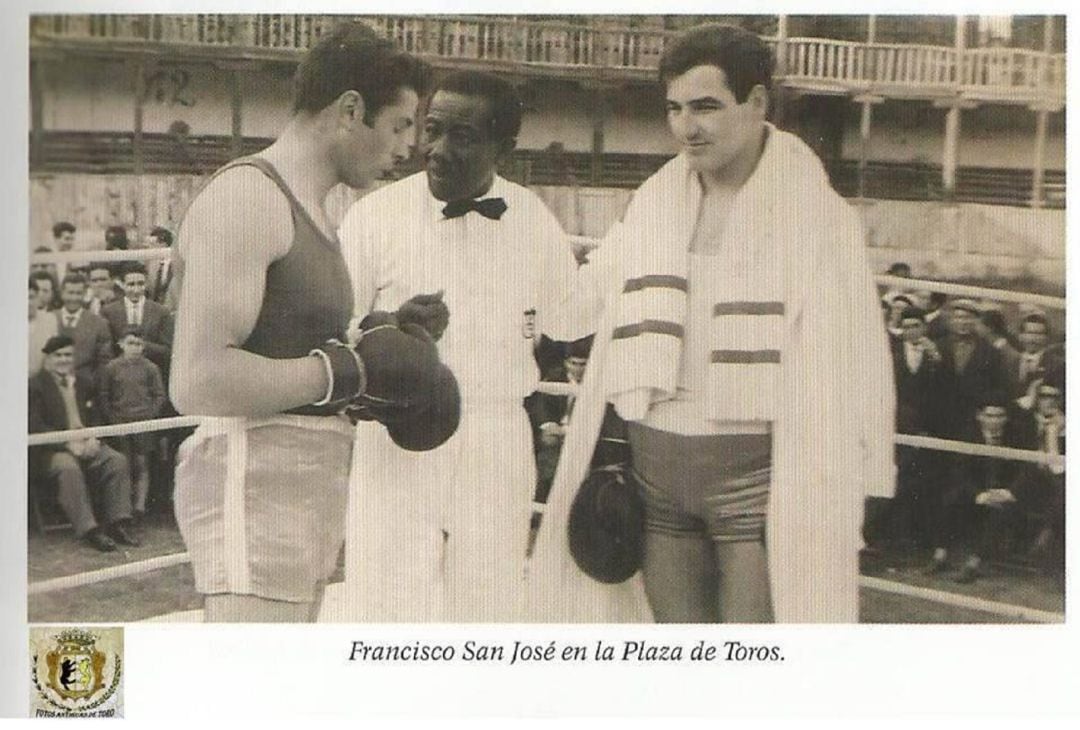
[29,335,139,552]
[933,298,1007,442]
[923,298,1007,574]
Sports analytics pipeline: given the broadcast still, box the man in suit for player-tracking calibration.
[55,273,113,387]
[1008,310,1064,405]
[51,221,76,283]
[101,262,173,376]
[528,336,592,508]
[85,263,122,316]
[887,306,944,547]
[926,396,1020,582]
[146,226,175,307]
[933,298,1006,441]
[29,335,139,552]
[919,290,949,341]
[1009,381,1065,586]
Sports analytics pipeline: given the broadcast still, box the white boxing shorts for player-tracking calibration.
[174,416,354,603]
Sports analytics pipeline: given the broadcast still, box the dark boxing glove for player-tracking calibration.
[347,312,460,451]
[353,312,441,410]
[383,363,461,451]
[396,291,450,342]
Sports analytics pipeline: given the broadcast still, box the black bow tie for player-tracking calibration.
[442,197,508,221]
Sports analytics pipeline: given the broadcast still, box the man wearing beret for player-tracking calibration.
[338,70,591,622]
[29,335,139,552]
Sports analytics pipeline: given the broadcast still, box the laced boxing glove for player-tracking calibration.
[344,312,461,451]
[396,291,450,342]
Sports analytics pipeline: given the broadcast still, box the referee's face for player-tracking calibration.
[422,91,504,203]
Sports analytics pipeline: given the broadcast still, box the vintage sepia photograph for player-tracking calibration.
[25,12,1065,627]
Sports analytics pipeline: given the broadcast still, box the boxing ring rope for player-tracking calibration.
[32,248,171,265]
[29,248,1069,311]
[28,416,203,446]
[27,246,1066,622]
[875,274,1065,310]
[28,552,192,597]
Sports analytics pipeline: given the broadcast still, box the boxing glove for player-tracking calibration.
[353,312,441,411]
[396,291,450,342]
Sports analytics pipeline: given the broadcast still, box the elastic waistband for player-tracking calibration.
[189,413,353,450]
[628,422,772,487]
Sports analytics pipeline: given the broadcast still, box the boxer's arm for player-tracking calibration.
[170,169,329,417]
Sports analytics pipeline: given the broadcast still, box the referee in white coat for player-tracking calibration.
[337,71,591,622]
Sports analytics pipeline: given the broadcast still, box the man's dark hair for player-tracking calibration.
[293,22,431,124]
[900,306,926,323]
[52,221,75,238]
[150,226,174,246]
[434,71,524,143]
[980,309,1008,337]
[658,23,775,103]
[1020,311,1050,332]
[121,262,149,279]
[928,291,948,309]
[887,262,912,277]
[105,225,129,250]
[29,275,39,292]
[978,390,1010,412]
[61,272,88,288]
[29,270,53,287]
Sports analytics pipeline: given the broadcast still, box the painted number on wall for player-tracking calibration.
[144,69,196,107]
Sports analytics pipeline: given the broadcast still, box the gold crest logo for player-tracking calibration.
[30,627,123,717]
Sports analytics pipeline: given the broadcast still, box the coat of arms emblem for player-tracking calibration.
[30,627,122,717]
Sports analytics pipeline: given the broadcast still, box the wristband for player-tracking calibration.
[309,339,366,406]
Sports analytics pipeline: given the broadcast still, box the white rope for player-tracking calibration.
[28,552,191,596]
[30,246,1067,311]
[27,394,1063,467]
[31,248,171,265]
[895,433,1065,468]
[876,274,1065,310]
[28,416,204,446]
[529,381,1065,468]
[860,575,1063,624]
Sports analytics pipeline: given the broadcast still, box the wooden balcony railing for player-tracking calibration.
[30,14,1065,102]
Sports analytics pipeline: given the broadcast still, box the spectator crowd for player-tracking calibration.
[874,265,1064,585]
[28,222,178,553]
[28,223,1065,591]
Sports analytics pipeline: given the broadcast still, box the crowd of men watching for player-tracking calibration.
[877,263,1065,586]
[28,222,177,552]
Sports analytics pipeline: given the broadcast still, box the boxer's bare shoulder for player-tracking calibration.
[181,165,294,266]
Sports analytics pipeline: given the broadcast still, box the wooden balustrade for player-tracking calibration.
[30,14,1063,100]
